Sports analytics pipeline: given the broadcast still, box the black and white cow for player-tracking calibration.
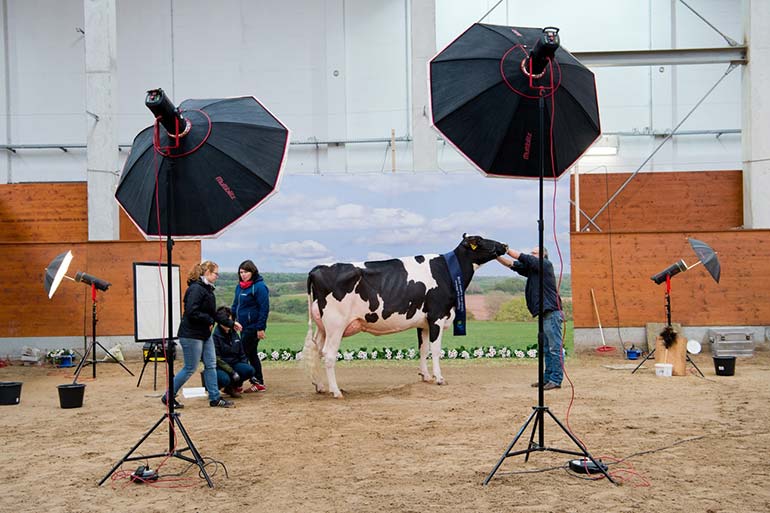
[303,234,508,398]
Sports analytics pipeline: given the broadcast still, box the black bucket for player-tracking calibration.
[0,381,22,405]
[713,356,736,376]
[57,383,86,408]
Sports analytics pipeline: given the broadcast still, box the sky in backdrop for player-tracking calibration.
[202,171,572,277]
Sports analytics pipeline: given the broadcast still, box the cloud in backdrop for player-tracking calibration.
[203,173,571,276]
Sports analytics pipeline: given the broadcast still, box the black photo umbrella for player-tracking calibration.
[688,238,720,283]
[102,89,289,488]
[430,23,600,179]
[429,25,611,484]
[116,91,289,238]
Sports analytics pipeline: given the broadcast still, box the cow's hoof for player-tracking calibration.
[332,392,344,399]
[313,383,326,394]
[435,378,446,386]
[418,372,434,383]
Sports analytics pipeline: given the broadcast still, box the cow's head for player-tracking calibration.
[460,233,508,264]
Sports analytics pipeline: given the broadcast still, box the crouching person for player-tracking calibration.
[213,306,256,398]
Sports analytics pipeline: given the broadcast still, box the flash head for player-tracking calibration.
[650,259,687,285]
[75,272,111,292]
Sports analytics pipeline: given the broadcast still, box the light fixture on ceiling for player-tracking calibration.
[584,135,619,156]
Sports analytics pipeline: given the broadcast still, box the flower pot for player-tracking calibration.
[0,381,22,405]
[57,383,86,408]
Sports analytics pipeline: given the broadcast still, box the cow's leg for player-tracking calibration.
[429,322,447,385]
[321,326,345,398]
[417,328,433,382]
[310,326,327,393]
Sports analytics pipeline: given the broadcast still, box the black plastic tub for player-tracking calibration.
[713,356,736,376]
[0,381,22,405]
[57,383,86,408]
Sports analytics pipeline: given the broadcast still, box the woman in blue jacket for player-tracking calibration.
[232,259,269,392]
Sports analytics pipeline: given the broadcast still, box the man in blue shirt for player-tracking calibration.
[497,246,563,390]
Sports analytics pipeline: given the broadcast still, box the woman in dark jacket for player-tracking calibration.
[212,306,256,397]
[164,260,241,409]
[231,259,269,392]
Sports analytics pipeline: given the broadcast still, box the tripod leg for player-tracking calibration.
[543,408,617,484]
[686,355,705,377]
[136,355,152,388]
[523,409,543,462]
[95,341,135,376]
[631,348,655,374]
[483,408,539,485]
[98,413,167,486]
[172,416,214,488]
[72,340,96,382]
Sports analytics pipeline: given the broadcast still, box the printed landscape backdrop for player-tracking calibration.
[203,172,572,277]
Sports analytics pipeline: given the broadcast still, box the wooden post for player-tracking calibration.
[655,334,687,376]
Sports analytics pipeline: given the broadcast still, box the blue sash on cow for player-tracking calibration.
[442,251,466,336]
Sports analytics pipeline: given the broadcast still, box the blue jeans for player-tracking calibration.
[216,362,256,389]
[542,310,564,386]
[172,336,220,402]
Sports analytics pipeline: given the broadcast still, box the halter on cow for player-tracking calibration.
[303,234,508,398]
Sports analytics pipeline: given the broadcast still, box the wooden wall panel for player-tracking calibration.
[2,241,201,337]
[570,170,742,233]
[0,182,202,339]
[119,208,148,241]
[572,231,770,328]
[0,183,88,242]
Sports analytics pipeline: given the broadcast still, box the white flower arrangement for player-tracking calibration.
[254,345,539,362]
[46,348,76,363]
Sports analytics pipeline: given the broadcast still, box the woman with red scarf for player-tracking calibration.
[231,259,270,392]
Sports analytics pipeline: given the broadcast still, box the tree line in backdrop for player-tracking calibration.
[215,272,572,323]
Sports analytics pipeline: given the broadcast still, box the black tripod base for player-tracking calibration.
[99,412,214,487]
[73,340,135,381]
[483,405,616,485]
[631,348,704,377]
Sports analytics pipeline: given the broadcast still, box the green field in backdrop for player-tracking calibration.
[257,320,573,354]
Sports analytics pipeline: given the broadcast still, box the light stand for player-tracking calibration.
[100,93,213,487]
[136,340,165,390]
[72,281,134,381]
[43,255,133,381]
[484,73,615,485]
[631,272,704,376]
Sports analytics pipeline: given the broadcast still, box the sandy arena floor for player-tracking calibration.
[1,351,769,513]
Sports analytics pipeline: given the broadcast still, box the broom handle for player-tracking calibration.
[590,288,607,347]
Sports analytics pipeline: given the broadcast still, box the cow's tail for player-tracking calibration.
[302,275,322,386]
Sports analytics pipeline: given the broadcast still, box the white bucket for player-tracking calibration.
[654,363,673,377]
[181,387,207,398]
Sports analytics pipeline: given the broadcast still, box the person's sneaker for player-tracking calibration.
[224,387,242,399]
[254,383,267,392]
[161,395,184,409]
[542,382,561,390]
[210,398,235,408]
[244,383,264,393]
